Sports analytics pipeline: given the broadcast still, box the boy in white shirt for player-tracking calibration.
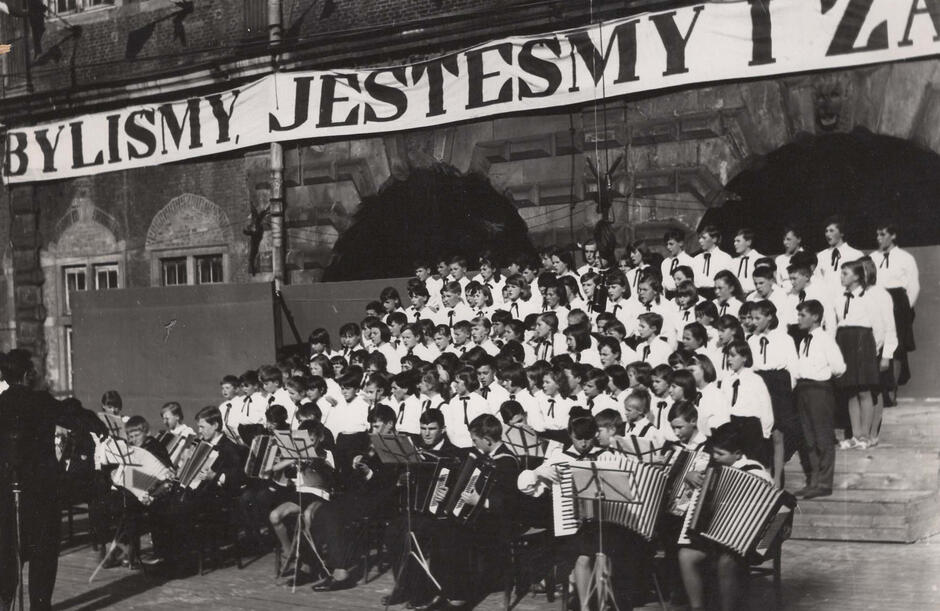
[634,313,671,367]
[731,228,764,295]
[622,389,666,450]
[660,228,694,297]
[817,215,863,297]
[692,225,734,299]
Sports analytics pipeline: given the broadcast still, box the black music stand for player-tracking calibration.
[98,412,127,440]
[501,424,546,469]
[272,431,329,592]
[370,434,442,609]
[89,437,141,583]
[568,463,639,611]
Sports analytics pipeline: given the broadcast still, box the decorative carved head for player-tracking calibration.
[813,73,853,132]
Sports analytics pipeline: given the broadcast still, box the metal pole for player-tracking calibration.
[21,0,33,93]
[268,0,284,288]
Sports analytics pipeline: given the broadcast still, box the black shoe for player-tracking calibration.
[792,486,813,498]
[804,487,832,499]
[382,592,409,606]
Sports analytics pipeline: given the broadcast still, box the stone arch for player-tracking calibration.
[146,193,233,251]
[45,178,124,259]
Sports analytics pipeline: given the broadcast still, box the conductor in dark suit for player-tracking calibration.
[0,350,106,611]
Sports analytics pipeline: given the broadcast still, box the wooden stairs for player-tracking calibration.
[786,400,940,542]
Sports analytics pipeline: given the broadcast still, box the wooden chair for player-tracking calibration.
[747,509,794,602]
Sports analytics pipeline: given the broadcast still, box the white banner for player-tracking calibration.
[5,0,940,184]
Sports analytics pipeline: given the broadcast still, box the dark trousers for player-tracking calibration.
[795,380,836,490]
[0,489,61,611]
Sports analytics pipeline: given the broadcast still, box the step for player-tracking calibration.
[791,489,940,542]
[784,448,940,491]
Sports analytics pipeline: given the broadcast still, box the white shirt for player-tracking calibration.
[505,297,538,321]
[406,304,436,323]
[443,392,491,448]
[480,382,510,415]
[624,416,666,449]
[424,276,444,311]
[417,394,447,414]
[637,296,679,347]
[697,382,730,437]
[732,249,764,294]
[870,247,920,306]
[817,243,864,295]
[535,391,574,431]
[626,265,650,294]
[607,297,642,336]
[835,286,887,352]
[713,297,744,319]
[472,339,501,356]
[661,251,695,292]
[748,328,799,386]
[170,423,196,438]
[323,395,369,437]
[635,337,671,368]
[529,333,568,362]
[866,284,898,359]
[649,394,674,431]
[774,251,799,292]
[587,393,623,419]
[692,247,734,288]
[796,327,846,381]
[432,302,476,328]
[786,281,837,336]
[472,273,506,307]
[389,395,422,435]
[568,348,602,368]
[373,341,401,374]
[722,369,774,438]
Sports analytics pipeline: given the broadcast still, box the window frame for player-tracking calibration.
[149,246,229,287]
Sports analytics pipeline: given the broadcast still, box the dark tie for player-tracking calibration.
[398,404,406,424]
[509,394,516,401]
[392,338,400,349]
[642,345,650,362]
[683,310,690,322]
[587,397,595,409]
[831,248,841,271]
[670,258,679,274]
[703,253,712,276]
[656,401,667,426]
[719,302,728,316]
[461,397,469,425]
[798,290,806,303]
[644,302,652,312]
[803,334,813,357]
[881,252,890,268]
[224,402,233,423]
[267,395,275,406]
[612,304,621,316]
[407,346,414,356]
[421,399,431,413]
[694,392,702,406]
[510,303,519,317]
[448,311,455,328]
[722,351,729,370]
[575,352,582,362]
[480,386,489,399]
[633,273,640,289]
[478,310,485,318]
[737,256,749,278]
[843,291,853,319]
[547,399,556,418]
[759,336,769,364]
[731,379,740,406]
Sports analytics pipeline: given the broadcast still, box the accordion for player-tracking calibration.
[177,441,219,489]
[244,435,280,479]
[664,449,710,516]
[108,445,174,504]
[414,456,462,519]
[553,452,669,541]
[443,453,498,525]
[157,432,197,470]
[682,464,796,559]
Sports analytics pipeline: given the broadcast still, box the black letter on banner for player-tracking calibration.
[35,125,65,173]
[899,0,940,47]
[106,114,121,163]
[650,6,704,76]
[317,74,361,128]
[207,91,241,143]
[364,68,408,123]
[518,38,562,99]
[70,122,105,169]
[466,43,514,110]
[566,20,639,93]
[125,110,157,160]
[826,0,888,55]
[4,132,28,176]
[411,55,460,118]
[748,0,776,66]
[159,99,203,154]
[270,77,315,132]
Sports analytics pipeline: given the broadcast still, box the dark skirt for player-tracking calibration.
[754,369,802,461]
[835,326,880,390]
[887,288,915,353]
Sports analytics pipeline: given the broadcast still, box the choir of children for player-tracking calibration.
[86,216,917,610]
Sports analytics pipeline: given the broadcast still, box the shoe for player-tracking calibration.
[804,488,832,499]
[412,595,444,611]
[312,576,355,592]
[140,554,165,567]
[869,437,879,447]
[101,547,123,569]
[855,439,870,450]
[382,592,409,606]
[838,437,858,450]
[792,487,813,498]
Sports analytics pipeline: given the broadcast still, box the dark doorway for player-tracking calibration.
[701,127,940,252]
[323,164,536,281]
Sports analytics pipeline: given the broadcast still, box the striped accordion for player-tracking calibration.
[244,435,280,479]
[415,454,497,525]
[157,432,197,470]
[553,452,669,541]
[664,449,710,516]
[682,464,796,559]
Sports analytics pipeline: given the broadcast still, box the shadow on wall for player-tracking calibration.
[702,127,940,252]
[323,164,537,281]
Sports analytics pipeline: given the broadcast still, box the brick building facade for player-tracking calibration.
[3,0,940,394]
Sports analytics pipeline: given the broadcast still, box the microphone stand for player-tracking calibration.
[11,470,24,611]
